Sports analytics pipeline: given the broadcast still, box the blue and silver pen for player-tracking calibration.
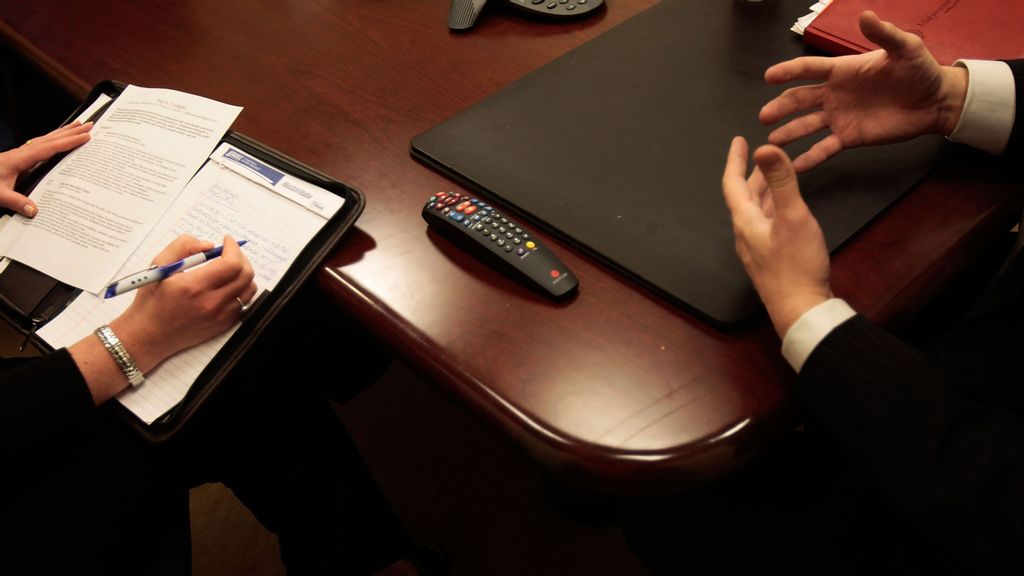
[104,240,248,299]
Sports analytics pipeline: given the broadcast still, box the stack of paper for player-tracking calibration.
[792,0,833,35]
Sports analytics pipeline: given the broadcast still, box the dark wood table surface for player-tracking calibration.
[2,0,1021,492]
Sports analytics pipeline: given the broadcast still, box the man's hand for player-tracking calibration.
[759,10,967,173]
[0,122,93,216]
[721,137,831,337]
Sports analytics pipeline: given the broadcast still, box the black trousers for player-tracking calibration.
[8,287,411,576]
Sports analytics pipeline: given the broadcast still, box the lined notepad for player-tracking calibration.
[39,144,341,423]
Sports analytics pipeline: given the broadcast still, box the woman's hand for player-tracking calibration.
[110,235,257,372]
[0,122,93,216]
[71,235,256,404]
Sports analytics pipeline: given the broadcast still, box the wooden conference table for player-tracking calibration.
[2,0,1021,492]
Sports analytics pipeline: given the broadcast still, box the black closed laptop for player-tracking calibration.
[411,0,944,326]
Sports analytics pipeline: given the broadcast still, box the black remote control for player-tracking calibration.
[423,191,578,299]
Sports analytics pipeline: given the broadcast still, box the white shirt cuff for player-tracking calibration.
[781,298,856,373]
[947,60,1016,155]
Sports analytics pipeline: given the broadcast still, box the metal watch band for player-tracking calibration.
[95,324,145,388]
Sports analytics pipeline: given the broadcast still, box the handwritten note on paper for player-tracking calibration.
[0,85,241,294]
[38,148,338,424]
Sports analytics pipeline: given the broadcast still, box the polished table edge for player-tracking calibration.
[317,265,799,493]
[317,148,1024,492]
[832,150,1024,327]
[0,19,91,100]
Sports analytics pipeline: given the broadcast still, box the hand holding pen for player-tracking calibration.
[103,235,258,380]
[105,239,249,298]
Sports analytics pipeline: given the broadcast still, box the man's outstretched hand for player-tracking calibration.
[759,11,967,172]
[721,137,832,337]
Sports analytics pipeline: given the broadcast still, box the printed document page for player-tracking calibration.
[39,143,343,424]
[0,94,112,278]
[0,85,241,293]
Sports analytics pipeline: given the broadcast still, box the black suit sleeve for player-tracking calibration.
[790,58,1024,569]
[800,315,1024,569]
[0,349,95,460]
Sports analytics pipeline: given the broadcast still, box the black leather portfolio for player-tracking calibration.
[411,0,945,326]
[0,81,365,441]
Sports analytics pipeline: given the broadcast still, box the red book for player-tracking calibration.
[804,0,1024,66]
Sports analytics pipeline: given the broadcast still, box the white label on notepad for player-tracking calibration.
[208,143,343,220]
